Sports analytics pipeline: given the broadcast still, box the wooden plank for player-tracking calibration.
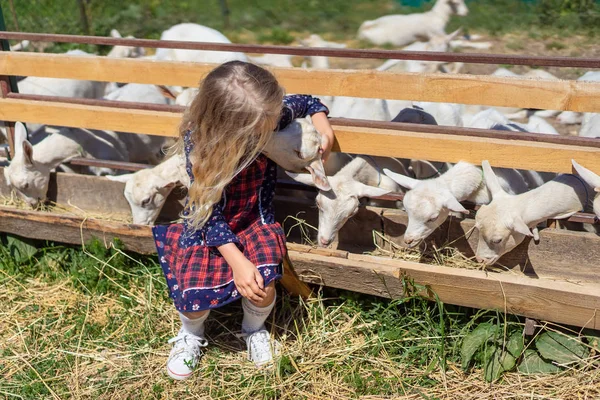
[2,100,600,173]
[331,125,600,174]
[0,206,156,254]
[0,98,181,136]
[348,253,600,330]
[3,52,600,112]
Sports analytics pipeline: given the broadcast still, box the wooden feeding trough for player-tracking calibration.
[0,32,600,329]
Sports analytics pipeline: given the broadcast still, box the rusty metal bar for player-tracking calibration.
[9,93,600,149]
[0,31,599,68]
[0,6,18,159]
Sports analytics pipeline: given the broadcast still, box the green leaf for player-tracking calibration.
[518,350,561,374]
[499,331,525,371]
[484,347,504,382]
[6,235,38,263]
[536,331,589,366]
[461,322,498,370]
[583,329,600,353]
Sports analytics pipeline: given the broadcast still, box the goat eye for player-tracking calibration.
[22,183,29,191]
[428,216,438,223]
[492,238,502,244]
[295,150,303,159]
[141,197,152,207]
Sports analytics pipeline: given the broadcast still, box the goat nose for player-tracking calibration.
[404,237,414,245]
[476,256,485,263]
[319,237,331,247]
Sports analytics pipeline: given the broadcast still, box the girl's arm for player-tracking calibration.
[311,111,335,162]
[218,243,266,302]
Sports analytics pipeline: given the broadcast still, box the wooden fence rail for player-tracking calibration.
[1,97,600,173]
[2,52,600,111]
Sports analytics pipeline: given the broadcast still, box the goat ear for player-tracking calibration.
[22,141,34,166]
[353,182,393,199]
[110,29,122,38]
[305,159,331,191]
[444,194,469,214]
[157,85,178,100]
[446,28,463,42]
[14,122,27,146]
[383,168,419,190]
[509,216,533,237]
[481,160,505,198]
[286,171,317,187]
[106,174,133,183]
[572,159,600,192]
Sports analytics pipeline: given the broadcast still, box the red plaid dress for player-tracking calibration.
[153,95,328,312]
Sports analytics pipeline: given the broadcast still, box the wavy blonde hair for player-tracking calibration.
[180,61,284,229]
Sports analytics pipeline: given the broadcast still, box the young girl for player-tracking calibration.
[153,61,334,380]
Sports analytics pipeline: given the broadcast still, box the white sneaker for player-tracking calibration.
[166,329,208,380]
[245,329,280,367]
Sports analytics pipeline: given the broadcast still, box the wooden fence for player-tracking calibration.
[0,33,599,330]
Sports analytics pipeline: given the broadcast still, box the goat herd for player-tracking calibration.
[1,0,600,267]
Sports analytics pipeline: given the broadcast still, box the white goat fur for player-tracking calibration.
[357,0,468,47]
[155,23,247,64]
[383,161,529,246]
[475,160,590,264]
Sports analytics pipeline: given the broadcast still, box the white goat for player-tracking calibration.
[578,113,600,138]
[110,118,331,225]
[299,34,347,70]
[106,29,146,58]
[108,154,188,225]
[155,23,247,64]
[248,54,294,68]
[288,155,411,246]
[3,122,131,207]
[383,161,529,246]
[10,40,30,51]
[474,160,590,264]
[376,29,463,74]
[358,0,468,47]
[571,160,600,219]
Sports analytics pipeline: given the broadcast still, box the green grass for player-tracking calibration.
[0,234,598,398]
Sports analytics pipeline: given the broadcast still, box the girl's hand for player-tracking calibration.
[231,258,266,302]
[311,112,335,163]
[217,243,266,302]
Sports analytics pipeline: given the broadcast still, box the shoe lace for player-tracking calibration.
[168,331,208,358]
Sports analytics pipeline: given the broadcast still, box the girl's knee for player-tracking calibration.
[250,281,276,307]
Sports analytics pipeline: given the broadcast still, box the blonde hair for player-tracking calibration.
[180,61,284,229]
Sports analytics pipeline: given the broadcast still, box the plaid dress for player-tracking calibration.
[153,95,328,312]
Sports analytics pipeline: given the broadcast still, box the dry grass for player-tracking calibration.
[0,237,598,399]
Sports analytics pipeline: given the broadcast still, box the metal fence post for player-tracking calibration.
[0,3,20,159]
